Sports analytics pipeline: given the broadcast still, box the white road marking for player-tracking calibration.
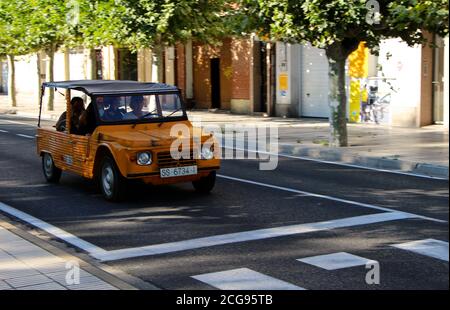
[0,129,9,133]
[96,212,415,261]
[223,145,448,181]
[192,268,305,290]
[297,252,374,270]
[1,119,35,127]
[392,239,449,262]
[0,199,437,262]
[0,180,441,262]
[217,174,447,223]
[0,202,107,259]
[15,134,35,139]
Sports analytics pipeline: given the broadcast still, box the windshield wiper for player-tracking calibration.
[158,108,183,127]
[131,108,159,128]
[140,108,159,120]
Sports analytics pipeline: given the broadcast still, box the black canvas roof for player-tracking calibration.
[42,80,178,96]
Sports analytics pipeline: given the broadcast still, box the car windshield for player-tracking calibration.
[95,93,184,123]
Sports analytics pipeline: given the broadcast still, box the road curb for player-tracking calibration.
[0,109,60,121]
[277,144,449,179]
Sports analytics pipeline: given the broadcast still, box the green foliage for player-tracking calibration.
[239,0,449,54]
[108,0,232,50]
[0,0,78,55]
[0,0,233,56]
[0,0,34,55]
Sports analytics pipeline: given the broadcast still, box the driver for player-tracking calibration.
[103,97,124,121]
[123,96,145,119]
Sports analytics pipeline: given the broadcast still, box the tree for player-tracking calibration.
[106,0,231,49]
[239,0,449,146]
[0,0,75,110]
[2,0,105,110]
[0,0,34,107]
[24,0,74,110]
[77,0,233,83]
[100,0,233,80]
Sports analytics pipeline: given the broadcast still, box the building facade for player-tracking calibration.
[272,35,449,128]
[1,35,448,129]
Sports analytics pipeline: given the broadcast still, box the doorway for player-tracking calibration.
[117,49,137,81]
[210,58,221,109]
[0,61,7,93]
[255,42,268,113]
[300,44,329,117]
[95,49,103,80]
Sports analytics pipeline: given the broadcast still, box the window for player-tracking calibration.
[96,93,184,123]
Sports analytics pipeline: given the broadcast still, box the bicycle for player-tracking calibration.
[360,87,391,124]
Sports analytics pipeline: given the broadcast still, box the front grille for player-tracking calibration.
[157,151,197,168]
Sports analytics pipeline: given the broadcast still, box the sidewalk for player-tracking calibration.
[0,217,139,290]
[189,110,449,179]
[1,98,448,179]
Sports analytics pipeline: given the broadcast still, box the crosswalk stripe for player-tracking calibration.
[297,252,374,270]
[392,239,448,262]
[192,268,305,290]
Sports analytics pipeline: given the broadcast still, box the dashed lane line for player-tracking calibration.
[15,134,35,139]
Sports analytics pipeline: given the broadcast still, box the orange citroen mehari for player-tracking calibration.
[36,80,220,201]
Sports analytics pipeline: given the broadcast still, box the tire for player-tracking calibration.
[42,153,62,183]
[99,156,125,202]
[192,171,216,194]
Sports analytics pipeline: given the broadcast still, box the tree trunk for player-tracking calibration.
[64,47,70,80]
[6,55,16,107]
[45,45,55,111]
[36,52,42,103]
[325,41,360,147]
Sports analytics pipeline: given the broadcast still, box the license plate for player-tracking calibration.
[160,165,198,178]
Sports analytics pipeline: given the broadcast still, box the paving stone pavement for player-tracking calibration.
[0,226,118,290]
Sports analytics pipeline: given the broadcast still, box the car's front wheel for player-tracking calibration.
[99,156,125,201]
[42,153,62,183]
[192,171,216,194]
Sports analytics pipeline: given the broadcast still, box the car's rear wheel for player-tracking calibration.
[42,153,62,183]
[99,156,125,201]
[192,171,216,194]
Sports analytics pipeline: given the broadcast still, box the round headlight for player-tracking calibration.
[201,146,214,160]
[137,152,152,165]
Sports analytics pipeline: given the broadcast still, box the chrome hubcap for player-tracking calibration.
[44,154,53,177]
[102,165,114,197]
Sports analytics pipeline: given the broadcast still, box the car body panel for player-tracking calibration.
[37,121,220,183]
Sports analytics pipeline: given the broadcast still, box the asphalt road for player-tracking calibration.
[0,115,448,290]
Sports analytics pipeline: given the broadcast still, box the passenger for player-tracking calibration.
[55,97,85,133]
[123,96,145,120]
[78,101,97,135]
